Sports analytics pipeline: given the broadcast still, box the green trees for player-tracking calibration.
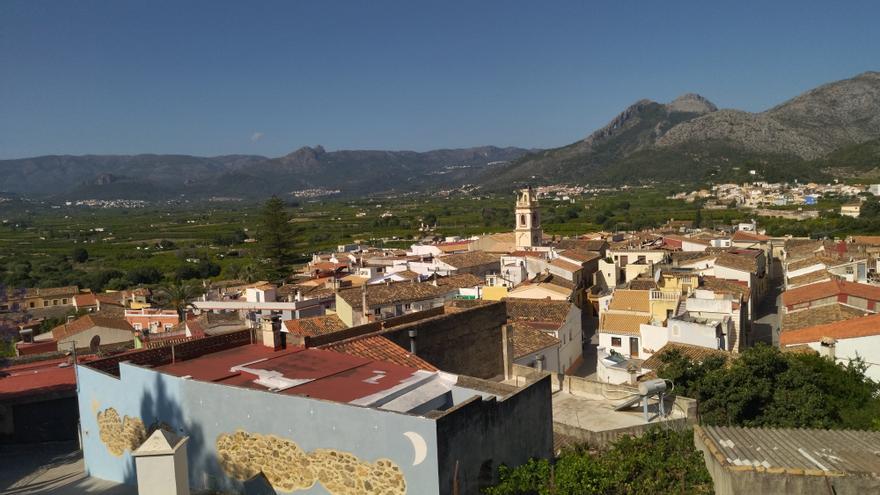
[72,247,89,263]
[258,196,294,280]
[657,344,880,429]
[484,428,713,495]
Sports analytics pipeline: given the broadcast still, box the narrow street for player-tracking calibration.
[750,258,783,347]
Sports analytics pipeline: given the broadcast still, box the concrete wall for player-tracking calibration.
[58,325,134,350]
[435,375,553,495]
[384,303,506,379]
[77,362,441,494]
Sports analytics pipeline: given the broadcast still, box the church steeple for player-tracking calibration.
[515,186,542,249]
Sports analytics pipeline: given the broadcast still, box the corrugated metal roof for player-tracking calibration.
[697,425,880,476]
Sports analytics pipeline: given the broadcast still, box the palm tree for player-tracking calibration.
[155,279,204,322]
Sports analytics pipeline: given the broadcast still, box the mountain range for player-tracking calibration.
[3,71,880,200]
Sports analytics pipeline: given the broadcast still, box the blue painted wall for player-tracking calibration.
[77,363,441,494]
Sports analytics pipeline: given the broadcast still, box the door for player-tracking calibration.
[629,337,639,358]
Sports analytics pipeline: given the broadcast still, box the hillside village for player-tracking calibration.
[2,187,880,493]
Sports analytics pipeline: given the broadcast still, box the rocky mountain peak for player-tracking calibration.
[666,93,717,114]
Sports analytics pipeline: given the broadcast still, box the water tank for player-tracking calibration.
[638,378,667,396]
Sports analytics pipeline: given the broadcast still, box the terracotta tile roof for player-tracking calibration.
[505,298,570,323]
[437,240,473,253]
[337,274,480,311]
[781,313,880,346]
[548,258,582,273]
[435,273,484,288]
[437,251,500,269]
[786,269,835,288]
[51,314,134,340]
[786,256,826,272]
[714,251,760,273]
[507,250,548,259]
[627,277,658,290]
[731,230,770,242]
[608,289,650,313]
[392,270,421,280]
[558,249,601,263]
[782,280,880,307]
[599,313,651,336]
[73,293,98,307]
[781,303,870,331]
[557,239,608,252]
[641,342,733,370]
[283,314,347,337]
[510,322,560,358]
[701,276,750,301]
[671,251,716,265]
[663,234,711,246]
[321,335,438,371]
[95,292,125,307]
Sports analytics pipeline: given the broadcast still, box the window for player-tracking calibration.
[374,308,381,316]
[62,298,68,305]
[520,214,526,226]
[133,323,142,331]
[611,337,622,347]
[53,300,59,306]
[404,303,411,311]
[29,302,35,309]
[164,324,173,332]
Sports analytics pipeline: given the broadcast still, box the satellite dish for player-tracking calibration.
[89,335,101,353]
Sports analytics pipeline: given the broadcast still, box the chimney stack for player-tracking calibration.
[407,329,418,354]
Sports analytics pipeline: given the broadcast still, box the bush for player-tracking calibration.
[485,428,713,495]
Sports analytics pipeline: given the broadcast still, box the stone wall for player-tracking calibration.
[384,302,506,379]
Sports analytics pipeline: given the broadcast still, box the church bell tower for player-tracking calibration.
[515,187,542,249]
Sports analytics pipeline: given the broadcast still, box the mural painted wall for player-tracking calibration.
[77,363,440,494]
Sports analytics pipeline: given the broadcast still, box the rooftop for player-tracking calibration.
[337,274,482,310]
[781,303,869,331]
[642,342,733,370]
[437,251,500,269]
[283,314,348,337]
[510,322,561,359]
[505,298,570,323]
[782,279,880,307]
[781,313,880,346]
[607,289,650,313]
[600,312,652,336]
[696,425,880,476]
[151,343,473,413]
[51,315,134,341]
[320,334,438,371]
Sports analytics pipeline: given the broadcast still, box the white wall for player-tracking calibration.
[803,334,880,382]
[639,323,669,357]
[668,319,720,350]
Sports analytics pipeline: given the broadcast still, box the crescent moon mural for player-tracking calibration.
[403,431,427,466]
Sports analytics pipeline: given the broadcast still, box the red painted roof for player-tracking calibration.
[154,344,426,404]
[0,358,77,401]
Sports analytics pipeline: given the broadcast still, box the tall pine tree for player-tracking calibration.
[258,196,294,280]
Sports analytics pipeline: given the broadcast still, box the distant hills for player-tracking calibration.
[3,71,880,200]
[486,71,880,186]
[0,146,530,200]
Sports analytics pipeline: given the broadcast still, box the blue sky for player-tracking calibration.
[1,1,878,159]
